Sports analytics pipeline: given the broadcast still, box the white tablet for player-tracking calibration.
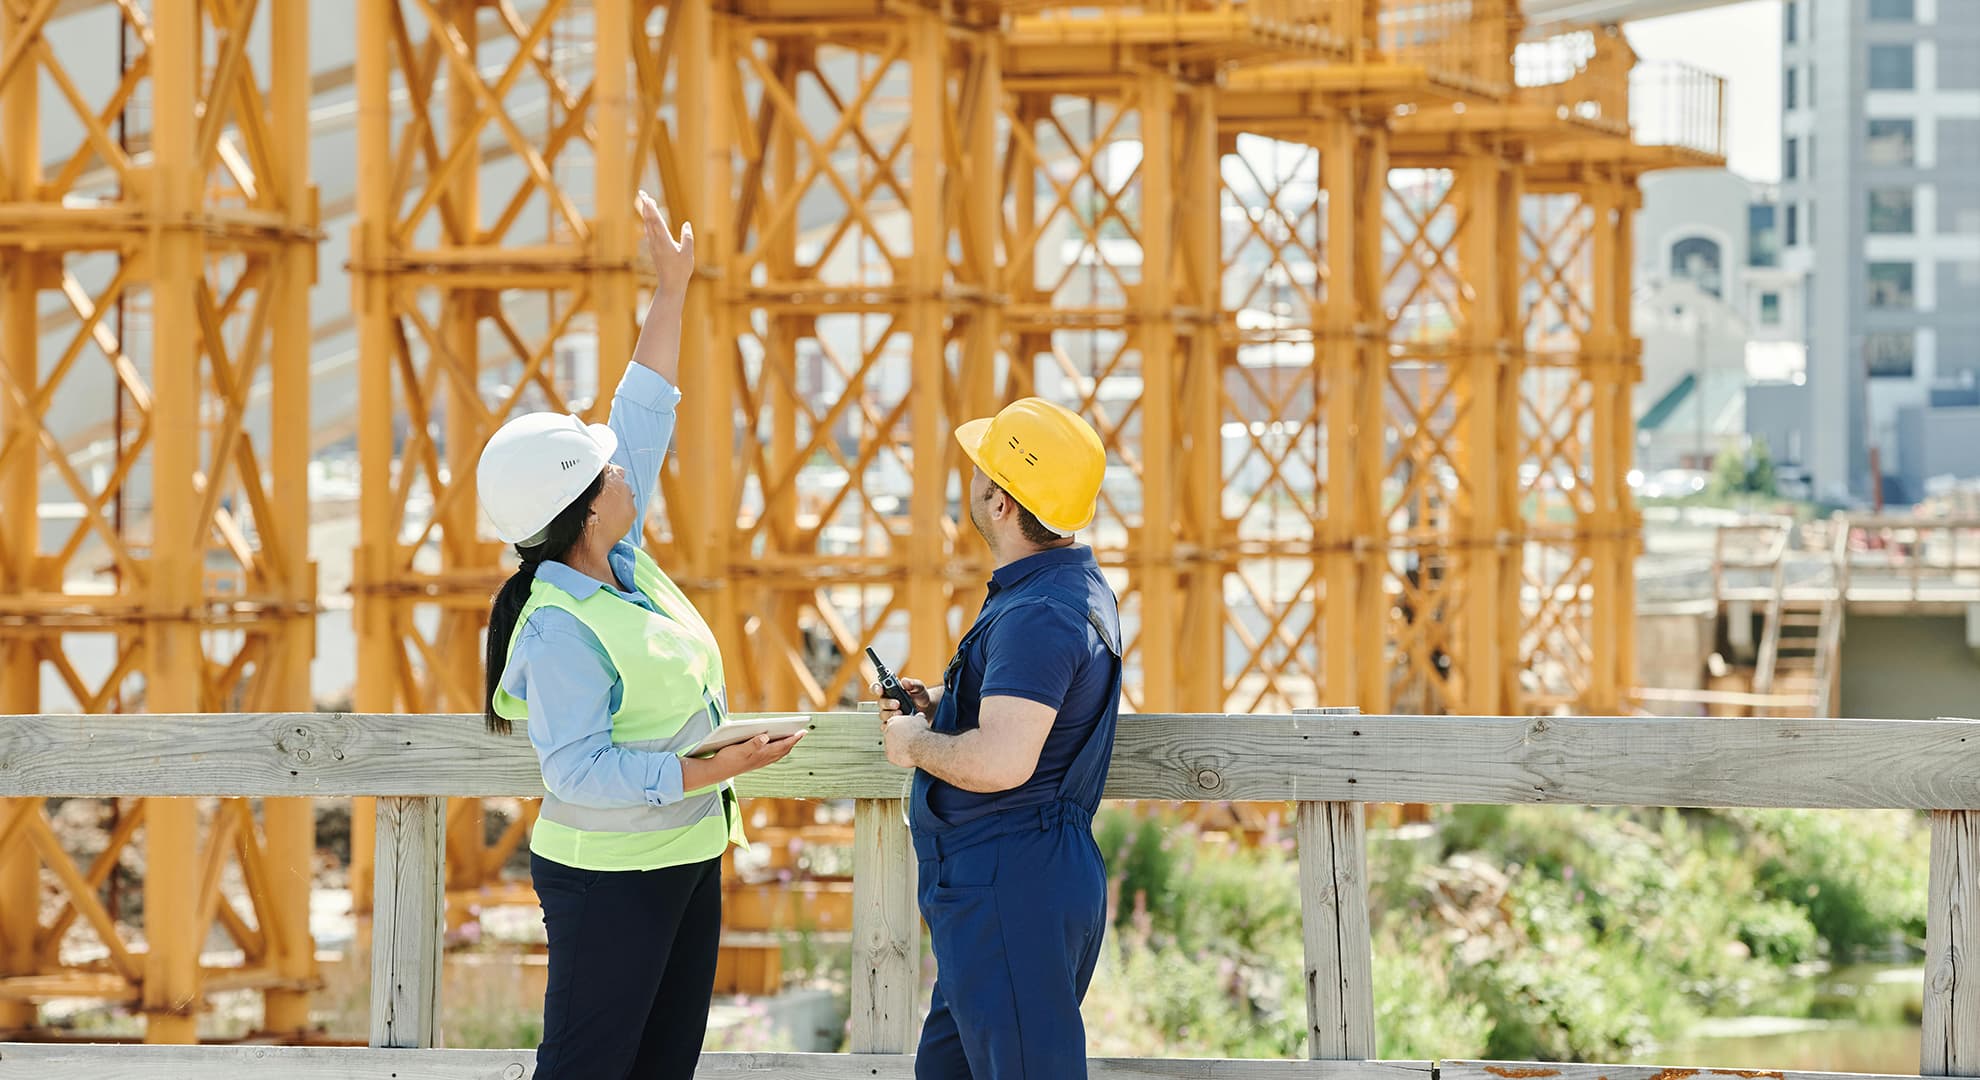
[684,715,813,758]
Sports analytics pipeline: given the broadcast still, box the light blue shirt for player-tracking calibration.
[499,364,692,808]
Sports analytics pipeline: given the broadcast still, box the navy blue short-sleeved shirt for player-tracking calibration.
[913,544,1122,829]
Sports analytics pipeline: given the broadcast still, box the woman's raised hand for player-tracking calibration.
[638,190,694,298]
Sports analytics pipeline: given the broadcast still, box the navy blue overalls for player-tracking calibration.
[909,553,1123,1080]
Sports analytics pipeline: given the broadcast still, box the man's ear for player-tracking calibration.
[990,486,1013,520]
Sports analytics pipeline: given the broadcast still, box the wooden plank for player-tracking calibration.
[1292,709,1375,1060]
[369,797,443,1049]
[1297,801,1376,1058]
[1927,803,1980,1075]
[0,1045,1436,1079]
[12,711,1980,810]
[849,799,920,1053]
[1442,1063,1921,1080]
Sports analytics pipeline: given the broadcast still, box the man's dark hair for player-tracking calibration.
[987,481,1067,546]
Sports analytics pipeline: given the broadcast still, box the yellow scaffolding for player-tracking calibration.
[0,0,1725,1038]
[0,0,318,1041]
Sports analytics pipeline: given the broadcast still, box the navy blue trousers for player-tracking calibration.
[914,818,1109,1080]
[530,852,723,1080]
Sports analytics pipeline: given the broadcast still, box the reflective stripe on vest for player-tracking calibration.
[536,717,721,833]
[494,547,747,870]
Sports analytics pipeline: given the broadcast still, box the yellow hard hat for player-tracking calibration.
[954,398,1106,535]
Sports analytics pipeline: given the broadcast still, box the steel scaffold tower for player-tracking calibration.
[651,0,1006,988]
[1,0,1725,1037]
[1385,20,1720,715]
[668,0,1004,712]
[1212,1,1504,717]
[0,0,318,1041]
[998,0,1347,715]
[349,0,651,924]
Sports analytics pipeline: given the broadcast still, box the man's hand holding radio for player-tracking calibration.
[873,676,939,719]
[872,677,940,769]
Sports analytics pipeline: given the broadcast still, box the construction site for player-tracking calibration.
[3,0,1980,1075]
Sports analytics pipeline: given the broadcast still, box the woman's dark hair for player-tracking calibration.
[484,472,606,734]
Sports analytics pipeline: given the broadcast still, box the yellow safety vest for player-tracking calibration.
[493,547,748,871]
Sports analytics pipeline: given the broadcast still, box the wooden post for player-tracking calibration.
[1293,708,1376,1059]
[1927,709,1980,1079]
[850,798,920,1053]
[370,797,444,1049]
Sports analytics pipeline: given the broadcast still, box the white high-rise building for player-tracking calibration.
[1780,0,1980,502]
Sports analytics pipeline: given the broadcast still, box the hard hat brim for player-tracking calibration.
[953,416,1096,536]
[953,417,994,474]
[585,422,619,464]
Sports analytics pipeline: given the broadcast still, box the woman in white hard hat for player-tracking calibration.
[478,193,802,1079]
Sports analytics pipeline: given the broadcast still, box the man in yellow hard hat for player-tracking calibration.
[871,397,1122,1079]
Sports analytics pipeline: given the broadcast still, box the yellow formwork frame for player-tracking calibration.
[0,0,318,1041]
[1208,111,1395,715]
[0,0,1715,1039]
[350,0,644,923]
[657,0,1006,715]
[0,0,41,1035]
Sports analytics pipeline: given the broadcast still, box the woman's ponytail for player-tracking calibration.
[484,472,607,734]
[485,559,543,734]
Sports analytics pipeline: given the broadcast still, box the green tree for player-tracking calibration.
[1746,437,1778,497]
[1709,438,1750,498]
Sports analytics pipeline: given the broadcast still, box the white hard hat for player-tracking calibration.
[475,412,620,545]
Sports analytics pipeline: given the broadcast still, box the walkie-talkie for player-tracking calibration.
[865,647,917,717]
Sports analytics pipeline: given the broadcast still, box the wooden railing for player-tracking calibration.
[1841,516,1980,603]
[6,709,1980,1077]
[1812,513,1853,718]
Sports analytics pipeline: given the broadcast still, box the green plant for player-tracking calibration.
[1709,437,1780,499]
[1729,808,1929,958]
[1082,803,1924,1063]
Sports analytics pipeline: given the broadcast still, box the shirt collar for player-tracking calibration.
[989,544,1093,593]
[536,541,641,600]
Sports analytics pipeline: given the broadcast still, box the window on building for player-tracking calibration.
[1870,0,1915,21]
[1865,332,1915,378]
[1786,203,1800,247]
[1784,0,1797,42]
[1868,262,1915,309]
[1760,292,1782,325]
[1870,188,1916,233]
[1785,67,1798,110]
[1870,45,1915,90]
[1671,236,1724,297]
[1749,204,1780,267]
[1784,137,1799,179]
[1809,63,1816,103]
[1867,118,1916,166]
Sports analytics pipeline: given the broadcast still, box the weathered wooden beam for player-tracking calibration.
[1926,802,1980,1075]
[369,797,443,1049]
[1297,799,1375,1059]
[0,1045,1436,1078]
[8,712,1980,810]
[1442,1063,1917,1080]
[1293,708,1375,1060]
[849,799,920,1054]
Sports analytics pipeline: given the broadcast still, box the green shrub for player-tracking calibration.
[1082,802,1924,1062]
[1728,809,1929,958]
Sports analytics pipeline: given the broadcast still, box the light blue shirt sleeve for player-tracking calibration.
[503,611,687,808]
[608,364,681,548]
